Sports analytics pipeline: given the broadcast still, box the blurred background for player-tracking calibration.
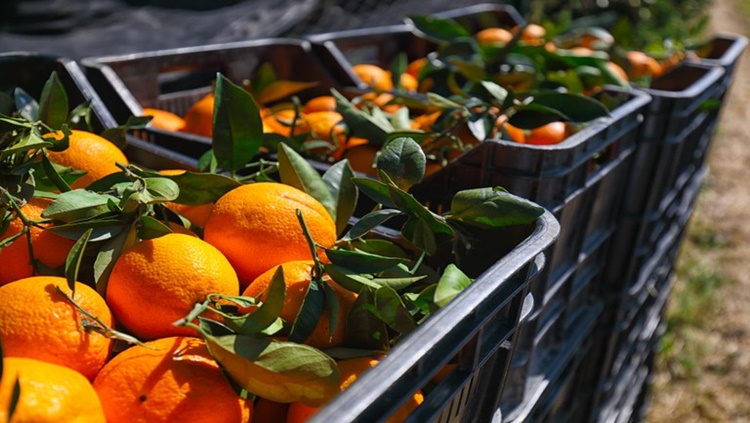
[1,0,747,421]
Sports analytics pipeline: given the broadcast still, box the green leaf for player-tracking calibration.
[277,143,336,220]
[376,137,426,191]
[289,277,325,345]
[143,177,180,203]
[403,284,439,317]
[14,87,39,122]
[64,227,92,294]
[426,92,463,110]
[507,105,568,129]
[46,218,125,242]
[528,92,610,123]
[38,71,69,130]
[373,286,417,335]
[344,286,390,350]
[42,190,120,223]
[8,377,20,423]
[200,333,340,406]
[137,216,173,240]
[40,153,72,193]
[389,52,408,90]
[351,178,396,209]
[0,132,53,161]
[99,116,152,149]
[323,264,382,293]
[212,73,264,172]
[322,282,340,341]
[480,81,509,104]
[332,89,389,146]
[67,101,93,130]
[384,175,453,236]
[324,248,406,274]
[434,264,472,307]
[153,170,241,206]
[405,15,470,43]
[322,160,358,237]
[226,266,286,335]
[448,187,545,227]
[93,224,137,297]
[402,216,439,256]
[341,209,403,241]
[198,150,218,173]
[450,58,487,82]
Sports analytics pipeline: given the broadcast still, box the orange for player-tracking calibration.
[254,398,290,423]
[159,169,215,227]
[286,357,424,423]
[204,182,336,287]
[626,51,663,79]
[182,93,215,137]
[44,129,128,189]
[475,27,513,46]
[93,336,252,423]
[106,233,240,340]
[495,116,526,143]
[0,276,114,380]
[606,61,630,82]
[0,357,106,423]
[525,121,568,145]
[342,143,379,176]
[242,260,356,349]
[303,96,337,114]
[0,197,75,285]
[352,64,394,92]
[305,111,344,142]
[411,111,440,131]
[142,107,186,132]
[399,73,418,91]
[521,23,546,42]
[262,109,310,138]
[405,58,427,79]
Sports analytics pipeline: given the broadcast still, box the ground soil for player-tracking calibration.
[646,0,750,421]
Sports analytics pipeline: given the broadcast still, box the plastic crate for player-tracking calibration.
[306,4,525,90]
[690,33,749,96]
[0,52,195,172]
[304,211,559,423]
[81,38,347,165]
[621,62,723,222]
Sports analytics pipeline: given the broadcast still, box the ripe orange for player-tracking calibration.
[303,96,337,114]
[286,357,424,423]
[106,233,240,340]
[93,336,252,423]
[525,121,568,145]
[44,129,128,189]
[399,73,418,91]
[606,61,630,82]
[475,27,513,46]
[0,357,106,423]
[159,169,214,227]
[254,398,290,423]
[352,64,394,92]
[204,182,336,287]
[626,51,663,78]
[521,23,546,42]
[182,93,215,137]
[305,111,344,142]
[242,260,356,350]
[262,109,310,138]
[495,116,526,143]
[342,143,379,176]
[142,107,186,132]
[0,276,114,380]
[0,197,75,285]
[405,58,427,79]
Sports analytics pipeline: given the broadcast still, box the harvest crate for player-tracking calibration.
[81,38,347,169]
[306,210,559,423]
[306,3,525,90]
[690,33,749,96]
[0,52,197,172]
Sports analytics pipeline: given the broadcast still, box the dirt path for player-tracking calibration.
[646,0,750,421]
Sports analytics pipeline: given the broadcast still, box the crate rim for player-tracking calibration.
[638,61,725,99]
[307,210,560,423]
[692,32,749,67]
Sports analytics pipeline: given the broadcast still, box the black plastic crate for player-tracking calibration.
[605,165,706,299]
[622,62,723,222]
[306,4,525,90]
[81,38,347,164]
[304,211,558,423]
[690,33,749,96]
[0,52,196,172]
